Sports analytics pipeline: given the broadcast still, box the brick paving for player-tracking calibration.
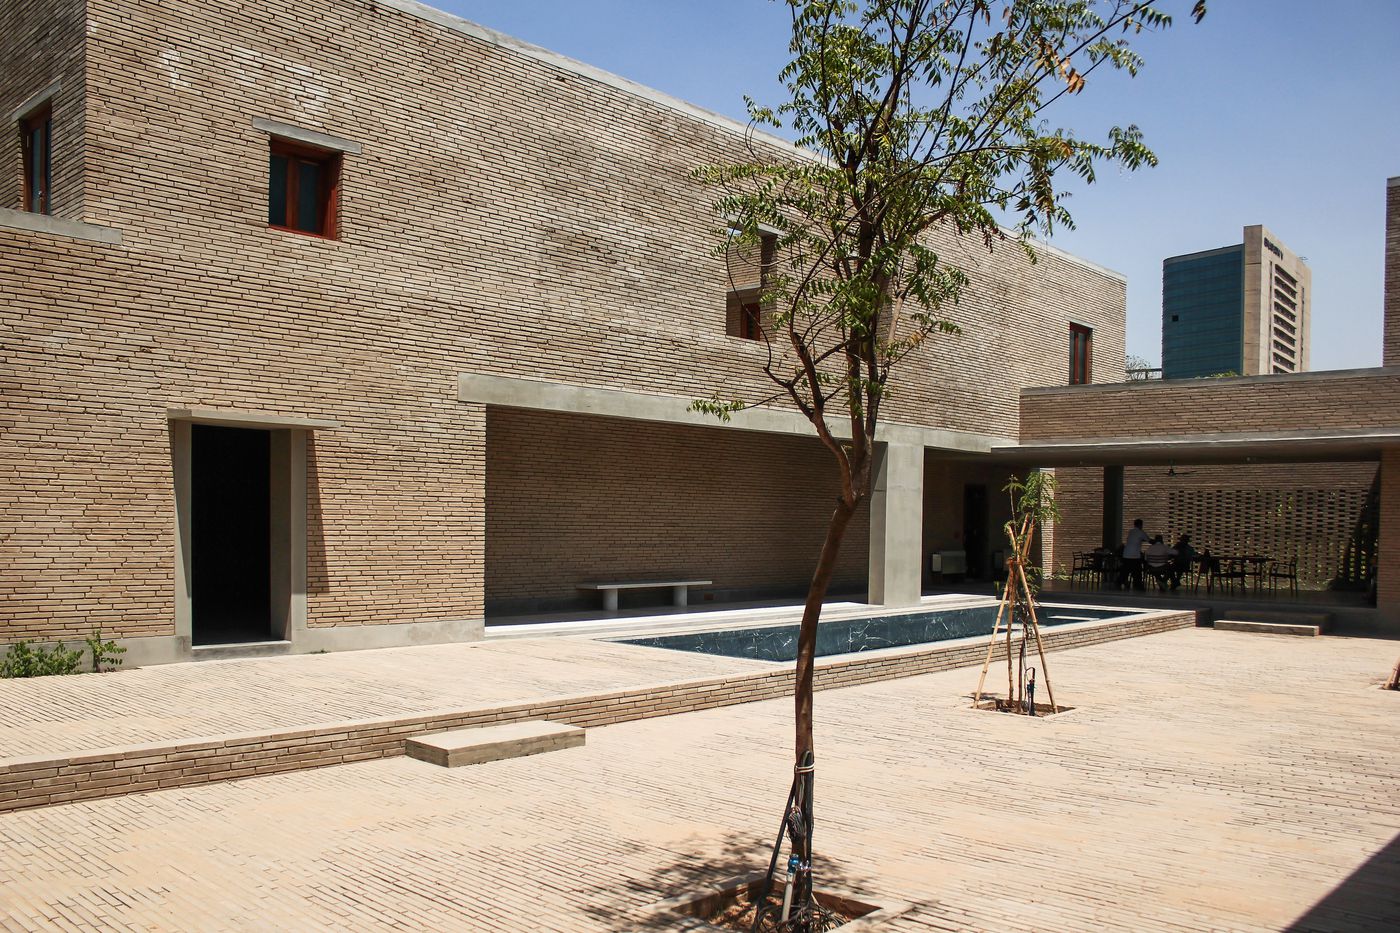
[1,628,1397,931]
[0,635,766,759]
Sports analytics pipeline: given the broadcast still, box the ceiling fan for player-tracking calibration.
[1165,464,1196,477]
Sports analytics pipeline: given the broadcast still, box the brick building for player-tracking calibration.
[5,0,1399,666]
[1,0,1130,664]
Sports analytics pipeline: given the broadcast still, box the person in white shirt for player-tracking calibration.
[1118,518,1148,590]
[1144,535,1178,590]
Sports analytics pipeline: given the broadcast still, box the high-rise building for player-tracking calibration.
[1161,225,1311,378]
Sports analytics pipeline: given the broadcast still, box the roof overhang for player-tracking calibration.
[986,427,1400,467]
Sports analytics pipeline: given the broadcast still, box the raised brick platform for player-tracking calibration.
[0,610,1192,813]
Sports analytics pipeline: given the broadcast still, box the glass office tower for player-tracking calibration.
[1161,225,1310,379]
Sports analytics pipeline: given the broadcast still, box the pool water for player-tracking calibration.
[617,604,1130,663]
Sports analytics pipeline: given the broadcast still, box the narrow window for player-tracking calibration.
[20,104,52,215]
[1069,323,1092,385]
[738,298,764,340]
[268,139,340,237]
[725,230,776,340]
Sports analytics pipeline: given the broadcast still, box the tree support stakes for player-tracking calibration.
[972,508,1058,714]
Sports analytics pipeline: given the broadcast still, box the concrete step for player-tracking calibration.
[190,640,293,660]
[1224,609,1331,631]
[406,720,585,768]
[1216,620,1321,637]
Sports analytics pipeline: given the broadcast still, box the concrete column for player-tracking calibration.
[868,442,924,607]
[1102,465,1124,550]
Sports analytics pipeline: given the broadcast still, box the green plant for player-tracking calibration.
[1,640,84,678]
[85,628,127,673]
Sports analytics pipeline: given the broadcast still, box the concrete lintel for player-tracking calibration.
[0,208,122,245]
[458,372,1006,453]
[250,117,364,155]
[167,408,341,430]
[7,80,61,122]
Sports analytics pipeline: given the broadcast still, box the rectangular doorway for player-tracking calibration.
[191,424,272,645]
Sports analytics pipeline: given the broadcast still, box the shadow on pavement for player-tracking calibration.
[1284,831,1400,932]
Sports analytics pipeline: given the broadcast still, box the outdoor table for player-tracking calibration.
[1224,555,1271,592]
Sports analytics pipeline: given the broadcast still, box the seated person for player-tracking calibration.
[1143,535,1177,590]
[1170,534,1197,589]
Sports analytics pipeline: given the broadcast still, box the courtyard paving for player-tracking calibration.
[0,627,1396,931]
[0,624,768,759]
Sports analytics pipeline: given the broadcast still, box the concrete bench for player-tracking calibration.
[577,579,712,612]
[405,721,584,768]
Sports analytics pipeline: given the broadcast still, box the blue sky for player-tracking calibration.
[435,1,1399,371]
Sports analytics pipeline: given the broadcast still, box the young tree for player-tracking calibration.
[694,1,1203,925]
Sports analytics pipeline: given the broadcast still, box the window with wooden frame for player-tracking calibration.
[728,292,761,340]
[268,138,340,237]
[1069,323,1093,385]
[20,104,52,215]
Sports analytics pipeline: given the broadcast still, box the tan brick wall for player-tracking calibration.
[1386,179,1400,366]
[0,0,86,218]
[1021,369,1400,443]
[485,408,870,611]
[0,0,1127,645]
[1052,463,1379,590]
[1379,450,1400,616]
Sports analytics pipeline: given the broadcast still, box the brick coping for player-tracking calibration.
[0,610,1193,813]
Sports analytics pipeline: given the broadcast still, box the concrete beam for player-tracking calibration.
[458,372,1008,454]
[0,208,122,245]
[868,442,924,607]
[7,80,61,122]
[166,408,341,430]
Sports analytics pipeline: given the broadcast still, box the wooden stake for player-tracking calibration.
[1017,560,1058,714]
[1008,560,1019,706]
[973,583,1010,707]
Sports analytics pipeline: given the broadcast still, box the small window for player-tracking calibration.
[20,104,52,215]
[725,230,776,340]
[268,139,340,237]
[1069,323,1092,385]
[726,290,767,340]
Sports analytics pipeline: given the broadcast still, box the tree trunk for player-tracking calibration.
[794,497,858,763]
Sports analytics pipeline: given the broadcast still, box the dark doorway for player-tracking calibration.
[191,425,272,645]
[963,484,988,580]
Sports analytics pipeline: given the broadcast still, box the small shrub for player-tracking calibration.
[86,628,126,673]
[1,640,84,678]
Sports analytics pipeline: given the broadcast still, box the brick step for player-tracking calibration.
[1215,620,1321,637]
[406,721,584,768]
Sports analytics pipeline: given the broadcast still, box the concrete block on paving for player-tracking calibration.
[405,721,584,768]
[1216,619,1321,637]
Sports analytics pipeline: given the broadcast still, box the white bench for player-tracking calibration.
[577,579,712,612]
